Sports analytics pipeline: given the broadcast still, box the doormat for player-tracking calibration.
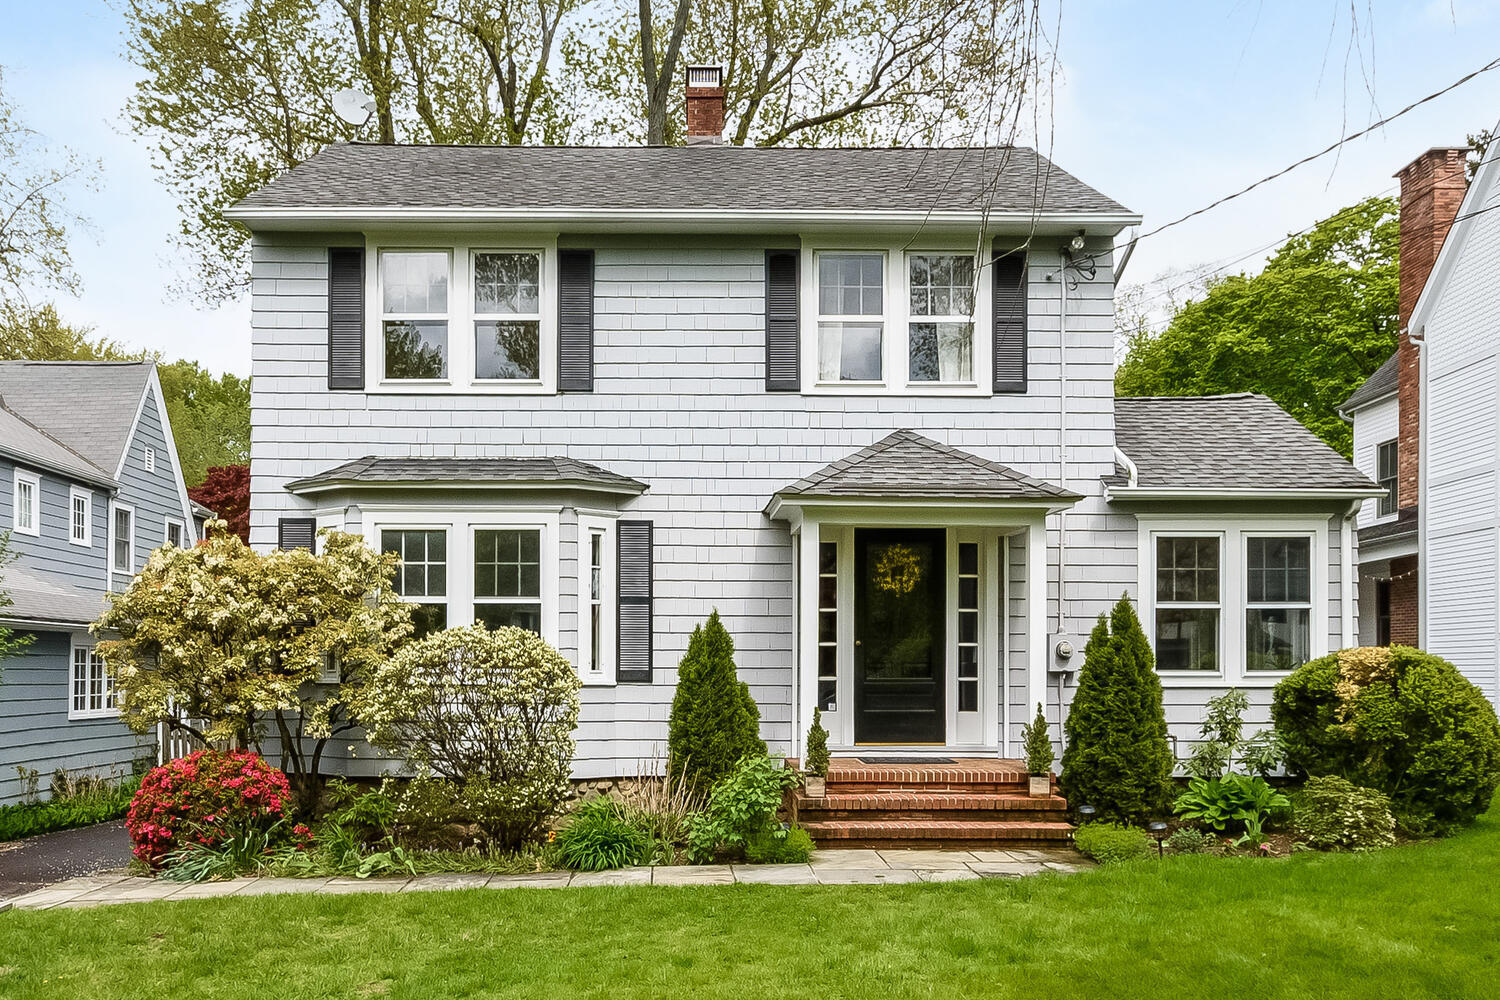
[859,757,955,764]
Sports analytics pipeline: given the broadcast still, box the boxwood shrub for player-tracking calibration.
[1072,822,1154,864]
[1273,646,1500,835]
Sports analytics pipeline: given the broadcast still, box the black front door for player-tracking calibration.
[854,528,945,744]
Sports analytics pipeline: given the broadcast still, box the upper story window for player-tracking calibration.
[111,504,134,575]
[1376,439,1397,518]
[70,488,91,546]
[12,469,40,536]
[165,518,185,548]
[805,244,986,394]
[373,242,556,393]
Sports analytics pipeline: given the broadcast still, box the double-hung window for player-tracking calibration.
[473,528,543,632]
[70,642,115,719]
[907,254,975,383]
[1245,536,1312,673]
[12,469,39,536]
[578,516,617,684]
[1154,536,1221,672]
[381,529,449,638]
[816,252,885,382]
[110,504,134,575]
[473,252,542,381]
[70,488,91,546]
[381,250,450,380]
[1375,439,1397,518]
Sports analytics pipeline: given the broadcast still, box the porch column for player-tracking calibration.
[795,518,821,760]
[1026,516,1048,748]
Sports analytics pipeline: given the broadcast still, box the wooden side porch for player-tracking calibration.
[791,757,1074,849]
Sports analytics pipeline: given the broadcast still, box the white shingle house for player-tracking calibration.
[226,86,1380,787]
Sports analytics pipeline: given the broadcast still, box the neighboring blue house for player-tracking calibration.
[0,361,198,804]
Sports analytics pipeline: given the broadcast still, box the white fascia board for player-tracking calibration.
[145,365,201,543]
[764,494,1077,522]
[285,478,645,498]
[1336,386,1398,423]
[1105,486,1386,502]
[222,204,1143,235]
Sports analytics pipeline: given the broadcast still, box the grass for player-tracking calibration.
[4,809,1500,999]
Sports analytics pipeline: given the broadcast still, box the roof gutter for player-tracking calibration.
[285,477,647,498]
[765,493,1081,520]
[0,443,117,492]
[1104,485,1387,502]
[222,205,1144,233]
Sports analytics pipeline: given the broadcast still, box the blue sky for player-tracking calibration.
[2,0,1498,376]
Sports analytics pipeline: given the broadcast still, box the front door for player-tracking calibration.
[854,528,945,743]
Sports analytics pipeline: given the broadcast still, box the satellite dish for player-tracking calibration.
[333,88,376,128]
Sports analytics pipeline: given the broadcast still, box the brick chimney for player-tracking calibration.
[685,65,724,145]
[1394,147,1468,510]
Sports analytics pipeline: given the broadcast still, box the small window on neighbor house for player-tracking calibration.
[473,251,542,381]
[144,447,156,473]
[1376,439,1397,518]
[907,254,975,383]
[111,506,134,574]
[12,470,39,536]
[381,250,450,380]
[70,490,91,545]
[71,644,115,717]
[816,253,884,382]
[165,519,184,548]
[381,529,449,639]
[1155,536,1220,672]
[473,528,541,633]
[1245,536,1312,673]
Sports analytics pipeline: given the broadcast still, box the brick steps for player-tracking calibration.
[793,757,1075,849]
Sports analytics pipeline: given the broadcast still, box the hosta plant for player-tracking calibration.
[1172,772,1290,843]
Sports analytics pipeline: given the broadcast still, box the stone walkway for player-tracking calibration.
[2,848,1092,911]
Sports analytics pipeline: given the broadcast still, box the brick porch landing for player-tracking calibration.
[794,758,1074,849]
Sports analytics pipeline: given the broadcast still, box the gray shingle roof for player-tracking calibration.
[0,564,109,627]
[1358,505,1418,544]
[1111,394,1378,493]
[284,456,647,495]
[0,361,154,478]
[1340,353,1399,412]
[774,429,1079,503]
[231,143,1133,217]
[0,402,114,487]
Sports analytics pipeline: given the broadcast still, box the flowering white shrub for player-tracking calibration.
[357,625,581,847]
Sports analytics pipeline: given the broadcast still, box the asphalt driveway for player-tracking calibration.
[0,821,133,899]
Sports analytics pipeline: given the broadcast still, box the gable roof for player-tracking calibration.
[771,429,1080,507]
[226,144,1136,226]
[1110,394,1379,496]
[1339,353,1399,413]
[284,455,647,496]
[0,361,155,478]
[1409,121,1500,337]
[0,400,114,488]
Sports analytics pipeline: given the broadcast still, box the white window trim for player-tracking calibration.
[578,513,618,686]
[799,237,991,396]
[1137,514,1329,687]
[69,487,93,546]
[364,506,561,647]
[366,235,559,395]
[109,502,135,576]
[68,636,117,721]
[12,468,40,536]
[164,516,186,549]
[1243,530,1317,676]
[377,524,452,632]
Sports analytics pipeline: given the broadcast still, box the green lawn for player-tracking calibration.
[4,812,1499,1000]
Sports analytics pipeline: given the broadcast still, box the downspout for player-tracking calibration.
[1341,501,1358,649]
[1055,257,1069,636]
[1112,444,1139,487]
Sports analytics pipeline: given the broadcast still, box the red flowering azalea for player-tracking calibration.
[126,750,293,868]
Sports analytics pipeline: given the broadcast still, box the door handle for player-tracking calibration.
[855,640,862,647]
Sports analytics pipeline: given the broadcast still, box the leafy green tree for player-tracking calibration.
[667,610,764,787]
[156,360,251,486]
[94,521,413,807]
[1059,595,1174,824]
[1116,196,1399,457]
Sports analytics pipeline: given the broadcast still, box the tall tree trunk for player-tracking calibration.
[639,0,693,145]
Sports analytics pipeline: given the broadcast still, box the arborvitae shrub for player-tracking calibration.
[1022,702,1054,775]
[804,707,831,777]
[668,611,764,788]
[1059,595,1174,823]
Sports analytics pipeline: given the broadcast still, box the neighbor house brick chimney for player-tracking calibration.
[685,65,724,145]
[1394,147,1468,511]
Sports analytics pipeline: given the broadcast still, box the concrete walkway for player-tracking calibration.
[2,848,1092,911]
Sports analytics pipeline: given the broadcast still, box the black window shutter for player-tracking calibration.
[327,248,365,390]
[616,520,653,682]
[992,246,1028,393]
[764,250,800,391]
[558,249,595,392]
[278,517,316,553]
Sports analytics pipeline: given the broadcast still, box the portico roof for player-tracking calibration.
[766,430,1079,518]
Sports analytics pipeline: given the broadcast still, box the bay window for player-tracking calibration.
[381,528,449,638]
[1245,536,1312,672]
[1154,536,1221,672]
[473,528,542,632]
[806,244,985,392]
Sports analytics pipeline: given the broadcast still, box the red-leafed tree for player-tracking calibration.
[189,464,249,542]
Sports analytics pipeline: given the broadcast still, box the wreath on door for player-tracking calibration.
[873,544,924,595]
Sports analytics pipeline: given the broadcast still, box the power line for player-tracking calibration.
[1120,54,1500,257]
